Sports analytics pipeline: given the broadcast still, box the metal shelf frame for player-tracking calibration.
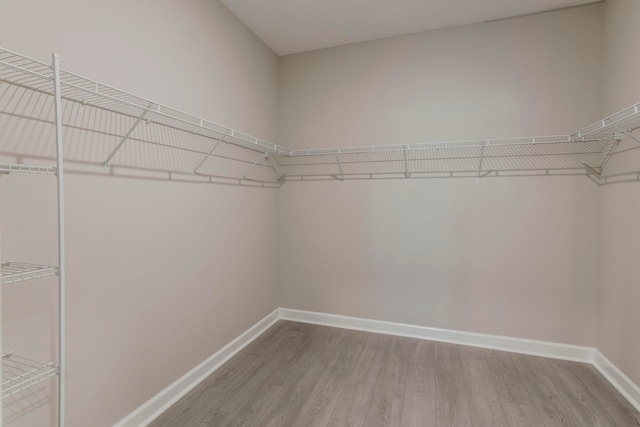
[3,46,639,186]
[2,353,59,400]
[0,163,57,176]
[0,50,66,427]
[1,262,58,286]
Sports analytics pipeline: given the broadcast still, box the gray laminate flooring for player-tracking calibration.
[149,320,640,427]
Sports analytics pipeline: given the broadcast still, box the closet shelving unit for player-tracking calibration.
[1,45,640,424]
[2,46,639,189]
[1,50,66,426]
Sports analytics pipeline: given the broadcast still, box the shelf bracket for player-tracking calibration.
[241,152,268,180]
[402,146,410,179]
[610,122,640,144]
[191,138,224,176]
[336,154,345,182]
[477,144,486,182]
[265,153,285,183]
[103,102,154,169]
[584,164,604,185]
[598,135,623,176]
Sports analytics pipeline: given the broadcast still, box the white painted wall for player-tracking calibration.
[277,4,604,345]
[0,1,279,426]
[598,0,640,387]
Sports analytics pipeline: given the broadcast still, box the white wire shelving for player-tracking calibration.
[0,49,640,187]
[0,163,57,175]
[3,46,639,186]
[273,133,623,183]
[0,46,288,188]
[2,352,59,399]
[1,262,59,286]
[0,48,66,426]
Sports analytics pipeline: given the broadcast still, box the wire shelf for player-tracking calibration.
[0,162,57,175]
[1,262,58,285]
[576,102,640,137]
[275,134,622,181]
[2,45,640,185]
[2,352,58,399]
[0,47,289,156]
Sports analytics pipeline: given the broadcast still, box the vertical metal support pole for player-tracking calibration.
[52,53,66,427]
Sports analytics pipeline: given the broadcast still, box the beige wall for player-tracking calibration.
[0,1,279,426]
[598,0,640,386]
[277,4,604,345]
[3,0,639,425]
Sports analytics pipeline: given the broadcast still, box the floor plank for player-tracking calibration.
[502,402,545,427]
[256,327,348,426]
[569,362,640,427]
[149,405,228,427]
[217,382,282,427]
[331,381,375,425]
[434,342,473,427]
[347,332,389,385]
[399,339,435,427]
[292,329,362,426]
[328,417,363,427]
[363,336,412,427]
[152,321,640,427]
[459,345,507,427]
[520,371,581,426]
[363,391,403,427]
[548,359,618,426]
[484,349,533,406]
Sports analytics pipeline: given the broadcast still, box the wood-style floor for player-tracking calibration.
[150,320,640,427]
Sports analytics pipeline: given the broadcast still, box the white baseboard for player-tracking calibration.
[114,308,281,427]
[593,350,640,412]
[116,307,640,425]
[279,308,594,362]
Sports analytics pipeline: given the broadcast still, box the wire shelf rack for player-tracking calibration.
[2,352,58,399]
[274,134,622,181]
[576,102,640,137]
[2,45,640,185]
[1,262,58,285]
[0,162,57,175]
[0,47,288,154]
[0,46,287,186]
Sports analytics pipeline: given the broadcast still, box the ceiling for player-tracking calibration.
[220,0,601,56]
